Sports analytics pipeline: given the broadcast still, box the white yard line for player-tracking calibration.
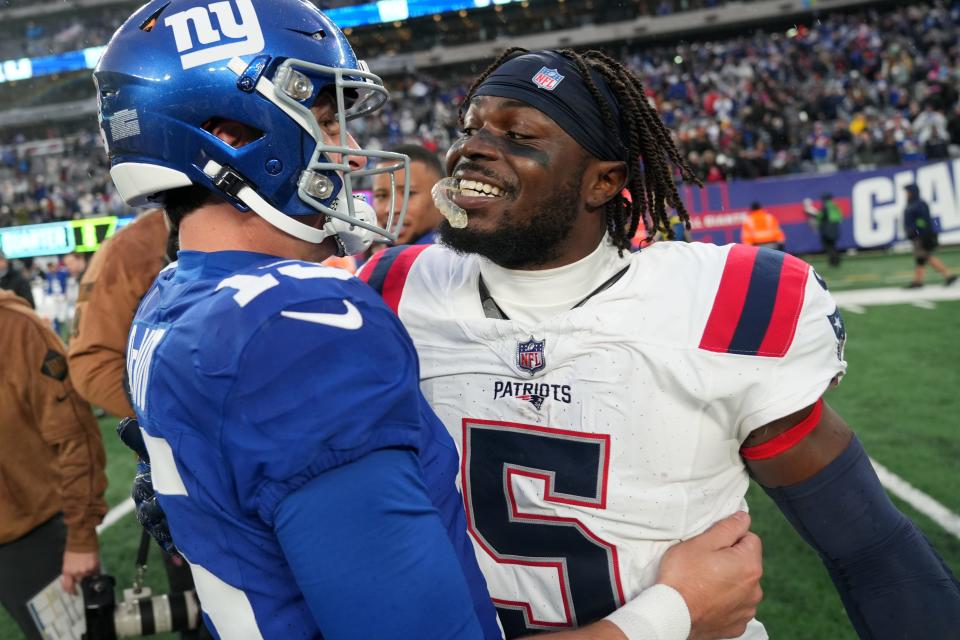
[828,285,960,538]
[870,460,960,541]
[96,498,134,533]
[832,285,960,311]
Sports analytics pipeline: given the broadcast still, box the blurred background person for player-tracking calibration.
[0,289,106,640]
[68,209,169,419]
[0,250,34,309]
[61,251,88,283]
[373,144,445,246]
[805,194,844,267]
[740,201,785,251]
[902,184,957,288]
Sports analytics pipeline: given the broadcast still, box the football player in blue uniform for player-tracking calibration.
[95,1,501,637]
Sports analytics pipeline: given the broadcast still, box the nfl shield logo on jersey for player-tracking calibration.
[532,67,564,91]
[517,337,546,375]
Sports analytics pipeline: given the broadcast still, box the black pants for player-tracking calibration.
[823,236,841,266]
[0,515,66,640]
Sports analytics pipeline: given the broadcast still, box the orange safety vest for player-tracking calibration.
[741,209,785,245]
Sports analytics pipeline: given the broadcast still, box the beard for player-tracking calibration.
[438,168,584,270]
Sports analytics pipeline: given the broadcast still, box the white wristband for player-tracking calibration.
[604,584,692,640]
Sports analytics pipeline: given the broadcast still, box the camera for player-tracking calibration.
[81,574,201,639]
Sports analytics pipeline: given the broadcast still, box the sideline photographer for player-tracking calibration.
[0,290,107,640]
[67,209,209,640]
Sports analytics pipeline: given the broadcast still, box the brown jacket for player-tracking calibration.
[0,291,107,551]
[68,210,170,418]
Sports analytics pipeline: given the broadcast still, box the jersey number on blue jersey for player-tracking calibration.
[461,419,625,638]
[127,324,168,415]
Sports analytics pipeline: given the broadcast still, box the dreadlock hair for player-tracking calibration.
[460,47,701,254]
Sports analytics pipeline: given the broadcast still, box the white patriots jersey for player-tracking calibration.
[359,241,847,639]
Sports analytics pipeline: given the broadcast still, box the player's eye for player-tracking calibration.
[505,130,531,140]
[460,126,477,137]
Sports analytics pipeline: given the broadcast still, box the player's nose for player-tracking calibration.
[460,130,499,163]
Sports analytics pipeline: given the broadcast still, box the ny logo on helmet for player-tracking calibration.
[164,0,265,70]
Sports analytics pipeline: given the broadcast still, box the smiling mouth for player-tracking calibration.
[432,175,512,228]
[456,178,506,198]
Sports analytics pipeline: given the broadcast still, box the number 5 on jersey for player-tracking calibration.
[461,418,625,638]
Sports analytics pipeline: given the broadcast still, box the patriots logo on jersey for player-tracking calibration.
[517,337,546,375]
[813,269,829,291]
[518,394,546,410]
[827,308,846,360]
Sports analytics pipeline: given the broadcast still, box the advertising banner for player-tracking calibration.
[0,215,133,259]
[683,159,960,254]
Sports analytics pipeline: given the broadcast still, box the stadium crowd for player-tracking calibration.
[0,0,737,60]
[1,1,960,227]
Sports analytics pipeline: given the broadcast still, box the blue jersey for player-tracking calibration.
[127,250,500,639]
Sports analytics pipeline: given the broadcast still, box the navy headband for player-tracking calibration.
[473,50,627,162]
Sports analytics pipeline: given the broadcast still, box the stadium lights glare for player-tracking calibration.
[0,0,526,85]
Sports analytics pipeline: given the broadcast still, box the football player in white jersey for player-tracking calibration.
[103,4,764,637]
[359,48,960,640]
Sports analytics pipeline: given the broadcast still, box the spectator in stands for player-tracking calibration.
[947,103,960,148]
[372,144,445,246]
[913,104,950,146]
[740,201,785,250]
[902,184,957,289]
[0,249,35,308]
[0,290,107,640]
[924,129,951,160]
[3,0,960,224]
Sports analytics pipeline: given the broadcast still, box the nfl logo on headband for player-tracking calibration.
[532,67,564,91]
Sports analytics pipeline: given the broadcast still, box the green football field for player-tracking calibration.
[3,250,959,640]
[803,245,960,291]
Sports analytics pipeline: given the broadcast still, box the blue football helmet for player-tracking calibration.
[94,0,409,254]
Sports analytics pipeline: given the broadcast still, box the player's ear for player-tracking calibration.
[205,119,259,149]
[584,160,628,209]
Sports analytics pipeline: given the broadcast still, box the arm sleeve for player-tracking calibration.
[736,271,847,439]
[274,447,485,640]
[763,436,960,638]
[28,323,108,552]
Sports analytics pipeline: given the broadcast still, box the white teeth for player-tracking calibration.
[457,178,503,197]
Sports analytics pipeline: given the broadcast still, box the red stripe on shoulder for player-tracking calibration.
[356,249,386,284]
[381,244,432,313]
[756,254,810,357]
[699,244,759,353]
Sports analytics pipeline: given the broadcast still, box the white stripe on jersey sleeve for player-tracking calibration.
[187,560,266,640]
[141,429,189,496]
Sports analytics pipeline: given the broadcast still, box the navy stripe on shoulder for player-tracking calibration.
[365,246,408,295]
[727,248,784,355]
